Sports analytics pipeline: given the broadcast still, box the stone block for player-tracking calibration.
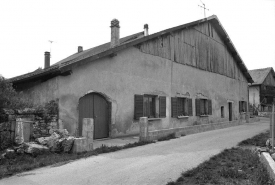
[139,117,148,142]
[72,138,93,153]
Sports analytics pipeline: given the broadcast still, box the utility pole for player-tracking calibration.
[272,103,275,152]
[198,0,209,18]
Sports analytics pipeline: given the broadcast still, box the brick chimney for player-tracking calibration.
[78,46,83,53]
[110,19,120,48]
[144,24,149,36]
[44,51,50,69]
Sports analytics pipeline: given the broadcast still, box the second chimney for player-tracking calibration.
[144,24,149,36]
[110,19,120,48]
[78,46,83,53]
[44,51,50,69]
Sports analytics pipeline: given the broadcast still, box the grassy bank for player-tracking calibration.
[167,131,274,185]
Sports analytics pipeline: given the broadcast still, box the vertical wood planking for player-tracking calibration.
[138,22,247,82]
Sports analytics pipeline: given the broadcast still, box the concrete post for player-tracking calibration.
[139,117,148,142]
[245,112,250,123]
[72,118,94,153]
[15,118,33,144]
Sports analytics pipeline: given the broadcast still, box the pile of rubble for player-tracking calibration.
[1,129,75,159]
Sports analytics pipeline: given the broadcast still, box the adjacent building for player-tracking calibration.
[9,15,253,139]
[249,67,275,112]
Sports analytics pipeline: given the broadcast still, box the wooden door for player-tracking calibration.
[228,102,232,121]
[79,93,109,139]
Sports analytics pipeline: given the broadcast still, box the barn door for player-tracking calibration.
[79,93,109,139]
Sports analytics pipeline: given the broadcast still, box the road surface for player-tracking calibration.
[0,120,269,185]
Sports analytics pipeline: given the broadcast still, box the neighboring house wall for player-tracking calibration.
[14,22,249,138]
[248,86,260,106]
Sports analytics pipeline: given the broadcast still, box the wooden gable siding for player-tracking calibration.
[260,71,275,102]
[262,71,275,86]
[139,22,246,81]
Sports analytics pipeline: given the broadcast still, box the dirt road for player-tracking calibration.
[0,120,269,185]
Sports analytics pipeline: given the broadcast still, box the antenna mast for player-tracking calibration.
[49,40,54,58]
[198,0,209,18]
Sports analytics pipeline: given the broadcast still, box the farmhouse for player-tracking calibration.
[9,15,253,139]
[249,67,275,112]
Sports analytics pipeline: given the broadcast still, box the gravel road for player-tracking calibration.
[0,120,269,185]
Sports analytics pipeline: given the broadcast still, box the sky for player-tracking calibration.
[0,0,274,78]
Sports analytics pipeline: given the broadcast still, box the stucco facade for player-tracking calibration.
[19,45,248,137]
[11,16,251,138]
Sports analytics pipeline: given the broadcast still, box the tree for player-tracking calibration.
[0,76,32,109]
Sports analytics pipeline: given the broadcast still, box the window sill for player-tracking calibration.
[177,116,189,119]
[148,118,162,121]
[200,115,209,117]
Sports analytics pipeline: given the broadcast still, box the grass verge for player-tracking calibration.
[238,130,269,147]
[0,133,181,180]
[0,140,153,179]
[167,130,274,185]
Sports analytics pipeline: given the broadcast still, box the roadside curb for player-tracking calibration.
[260,152,275,181]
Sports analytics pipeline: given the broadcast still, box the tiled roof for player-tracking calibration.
[9,32,144,83]
[249,67,274,85]
[9,15,253,83]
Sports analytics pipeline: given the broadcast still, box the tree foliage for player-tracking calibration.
[0,76,33,109]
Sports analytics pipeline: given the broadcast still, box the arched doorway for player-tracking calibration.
[79,93,109,139]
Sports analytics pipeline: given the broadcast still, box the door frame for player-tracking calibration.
[78,91,112,139]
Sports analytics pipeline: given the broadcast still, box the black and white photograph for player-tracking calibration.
[0,0,275,184]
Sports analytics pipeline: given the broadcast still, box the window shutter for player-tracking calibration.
[188,98,193,116]
[159,96,166,118]
[134,95,144,119]
[171,97,178,118]
[208,99,212,115]
[195,99,200,116]
[244,101,247,112]
[239,101,242,113]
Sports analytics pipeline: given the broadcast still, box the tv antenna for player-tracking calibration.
[49,40,54,57]
[198,0,209,18]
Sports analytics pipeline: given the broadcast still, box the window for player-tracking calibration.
[195,99,212,116]
[221,106,224,118]
[239,101,247,113]
[143,95,156,118]
[171,97,192,117]
[134,95,166,119]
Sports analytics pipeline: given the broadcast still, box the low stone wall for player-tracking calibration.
[140,116,260,142]
[0,108,58,150]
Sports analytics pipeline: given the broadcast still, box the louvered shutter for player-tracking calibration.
[188,98,193,116]
[159,96,166,118]
[134,95,144,119]
[171,97,178,118]
[208,99,212,115]
[195,99,200,116]
[239,101,242,113]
